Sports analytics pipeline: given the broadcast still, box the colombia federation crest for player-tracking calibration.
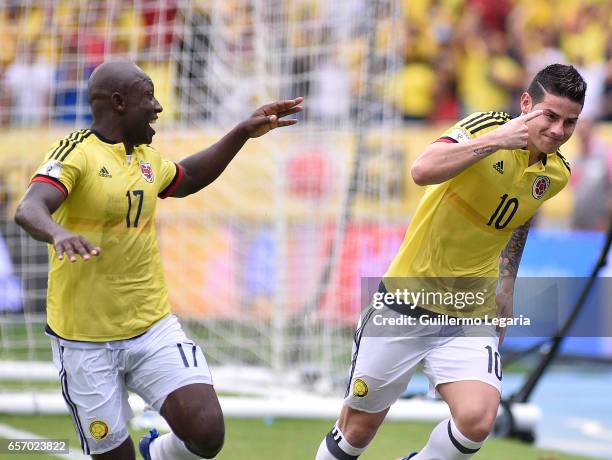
[140,161,155,183]
[532,175,550,199]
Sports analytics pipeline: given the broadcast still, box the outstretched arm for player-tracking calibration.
[411,110,543,186]
[14,183,100,262]
[496,216,533,344]
[170,97,304,197]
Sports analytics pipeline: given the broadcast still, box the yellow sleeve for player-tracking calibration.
[436,111,510,143]
[157,157,183,199]
[31,132,89,196]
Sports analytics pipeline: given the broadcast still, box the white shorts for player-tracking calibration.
[50,315,212,455]
[344,307,502,413]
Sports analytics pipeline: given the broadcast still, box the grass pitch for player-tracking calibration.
[0,414,593,459]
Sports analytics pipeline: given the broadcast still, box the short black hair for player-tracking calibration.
[527,64,587,106]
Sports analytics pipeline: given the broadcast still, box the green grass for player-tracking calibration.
[0,380,60,391]
[0,414,593,460]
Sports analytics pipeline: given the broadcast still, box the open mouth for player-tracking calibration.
[148,118,157,135]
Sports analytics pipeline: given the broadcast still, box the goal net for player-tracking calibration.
[0,0,407,395]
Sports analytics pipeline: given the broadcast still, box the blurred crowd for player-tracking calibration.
[0,0,610,231]
[0,0,176,126]
[1,0,611,126]
[393,0,611,122]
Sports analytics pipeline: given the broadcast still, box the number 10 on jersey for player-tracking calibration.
[487,194,519,229]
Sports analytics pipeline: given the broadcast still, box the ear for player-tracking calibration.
[111,92,126,113]
[519,92,532,115]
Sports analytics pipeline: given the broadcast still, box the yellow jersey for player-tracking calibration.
[384,112,571,315]
[31,129,183,341]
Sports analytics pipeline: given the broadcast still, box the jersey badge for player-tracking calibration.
[352,378,368,397]
[448,128,471,143]
[37,160,63,179]
[140,161,155,183]
[89,420,109,440]
[532,176,550,199]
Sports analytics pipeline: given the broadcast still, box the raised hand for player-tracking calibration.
[240,97,304,138]
[53,230,101,262]
[492,110,543,150]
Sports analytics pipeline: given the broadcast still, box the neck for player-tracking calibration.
[90,121,134,155]
[528,151,544,166]
[526,140,546,166]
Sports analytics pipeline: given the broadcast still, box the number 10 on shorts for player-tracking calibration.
[485,345,502,381]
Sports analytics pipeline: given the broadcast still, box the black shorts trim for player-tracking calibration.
[345,307,376,398]
[58,343,90,454]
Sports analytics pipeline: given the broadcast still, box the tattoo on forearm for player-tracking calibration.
[499,218,532,278]
[473,146,496,156]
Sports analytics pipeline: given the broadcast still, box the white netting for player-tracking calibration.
[0,0,407,392]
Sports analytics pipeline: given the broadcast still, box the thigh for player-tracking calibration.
[343,310,435,413]
[422,335,503,396]
[125,315,213,411]
[50,339,132,456]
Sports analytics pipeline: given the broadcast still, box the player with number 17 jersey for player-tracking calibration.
[32,128,182,341]
[17,61,304,458]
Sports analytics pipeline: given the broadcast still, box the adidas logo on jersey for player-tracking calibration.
[98,166,112,178]
[493,161,504,174]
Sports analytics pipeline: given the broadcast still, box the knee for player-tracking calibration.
[341,423,376,448]
[339,412,383,448]
[453,405,497,442]
[177,410,225,458]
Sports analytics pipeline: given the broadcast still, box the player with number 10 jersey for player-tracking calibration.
[384,110,571,316]
[315,63,585,460]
